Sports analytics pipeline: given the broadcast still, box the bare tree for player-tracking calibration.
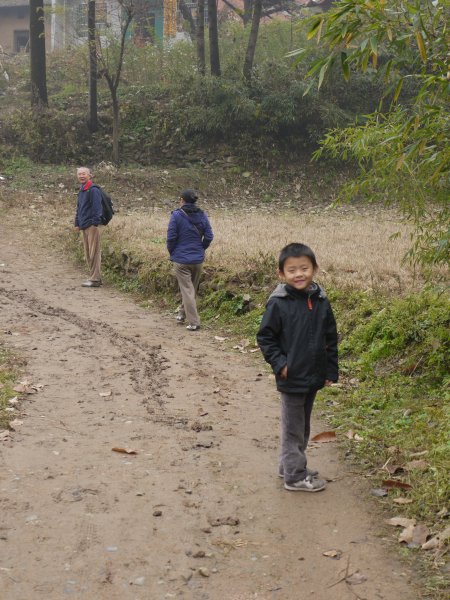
[221,0,327,24]
[196,0,206,74]
[88,0,98,132]
[97,0,134,164]
[208,0,221,76]
[30,0,48,108]
[179,0,197,35]
[243,0,262,82]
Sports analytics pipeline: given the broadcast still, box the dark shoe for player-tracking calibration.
[82,280,102,288]
[176,315,185,324]
[284,475,326,492]
[186,324,200,331]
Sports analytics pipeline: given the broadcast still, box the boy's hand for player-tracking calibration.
[279,366,288,380]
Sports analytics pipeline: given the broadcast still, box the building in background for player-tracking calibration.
[0,1,48,54]
[0,0,166,55]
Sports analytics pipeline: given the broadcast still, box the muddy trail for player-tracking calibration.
[0,218,420,600]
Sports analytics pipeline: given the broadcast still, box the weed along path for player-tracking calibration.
[0,220,420,600]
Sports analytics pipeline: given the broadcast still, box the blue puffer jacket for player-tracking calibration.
[75,182,103,229]
[167,205,214,264]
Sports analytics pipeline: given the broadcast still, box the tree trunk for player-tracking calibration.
[243,0,253,26]
[88,0,98,132]
[207,0,221,76]
[196,0,205,75]
[243,0,262,82]
[30,0,48,108]
[112,93,120,165]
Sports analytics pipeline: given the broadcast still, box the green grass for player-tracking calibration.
[317,290,449,524]
[0,345,22,430]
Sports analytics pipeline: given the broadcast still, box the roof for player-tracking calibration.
[0,1,51,7]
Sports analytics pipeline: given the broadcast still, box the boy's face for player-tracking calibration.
[279,256,316,291]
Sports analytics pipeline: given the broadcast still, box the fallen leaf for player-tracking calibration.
[386,517,416,528]
[8,397,19,405]
[411,523,430,546]
[99,391,112,397]
[398,523,418,544]
[214,336,228,342]
[382,479,412,490]
[311,431,336,442]
[405,459,428,471]
[422,526,450,550]
[13,384,36,394]
[345,430,355,439]
[393,497,413,505]
[385,464,405,475]
[112,447,137,455]
[322,549,342,559]
[354,434,364,442]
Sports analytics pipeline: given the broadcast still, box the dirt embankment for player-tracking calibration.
[0,216,421,599]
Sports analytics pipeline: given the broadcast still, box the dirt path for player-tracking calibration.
[0,218,420,600]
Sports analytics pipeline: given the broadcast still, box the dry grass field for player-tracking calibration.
[106,206,417,292]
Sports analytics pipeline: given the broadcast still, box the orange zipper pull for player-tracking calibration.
[308,297,313,310]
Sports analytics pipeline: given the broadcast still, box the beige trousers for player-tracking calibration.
[174,262,202,326]
[82,225,102,282]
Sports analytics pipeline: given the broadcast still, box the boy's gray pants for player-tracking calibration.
[280,391,317,485]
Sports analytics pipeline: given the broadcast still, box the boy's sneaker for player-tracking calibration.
[284,475,326,492]
[278,467,319,478]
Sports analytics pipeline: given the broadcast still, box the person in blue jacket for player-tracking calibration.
[166,189,214,331]
[74,167,103,287]
[257,243,338,492]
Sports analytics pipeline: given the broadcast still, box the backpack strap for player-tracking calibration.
[178,209,204,239]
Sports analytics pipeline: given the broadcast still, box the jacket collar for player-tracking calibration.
[269,282,327,300]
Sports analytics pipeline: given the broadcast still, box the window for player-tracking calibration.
[74,0,108,36]
[14,30,29,53]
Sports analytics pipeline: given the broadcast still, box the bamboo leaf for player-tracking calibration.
[341,52,350,81]
[318,63,327,89]
[307,19,322,41]
[415,30,427,63]
[393,79,404,102]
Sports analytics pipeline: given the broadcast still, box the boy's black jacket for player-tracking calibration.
[257,283,338,393]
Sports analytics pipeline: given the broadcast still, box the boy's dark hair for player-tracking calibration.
[278,243,318,271]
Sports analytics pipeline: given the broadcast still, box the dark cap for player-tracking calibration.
[180,188,198,203]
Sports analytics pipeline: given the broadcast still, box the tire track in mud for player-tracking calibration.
[0,286,189,427]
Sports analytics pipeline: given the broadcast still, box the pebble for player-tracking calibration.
[153,510,162,517]
[193,550,205,558]
[198,567,210,577]
[133,576,145,586]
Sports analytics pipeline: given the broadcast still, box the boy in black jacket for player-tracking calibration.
[257,243,338,492]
